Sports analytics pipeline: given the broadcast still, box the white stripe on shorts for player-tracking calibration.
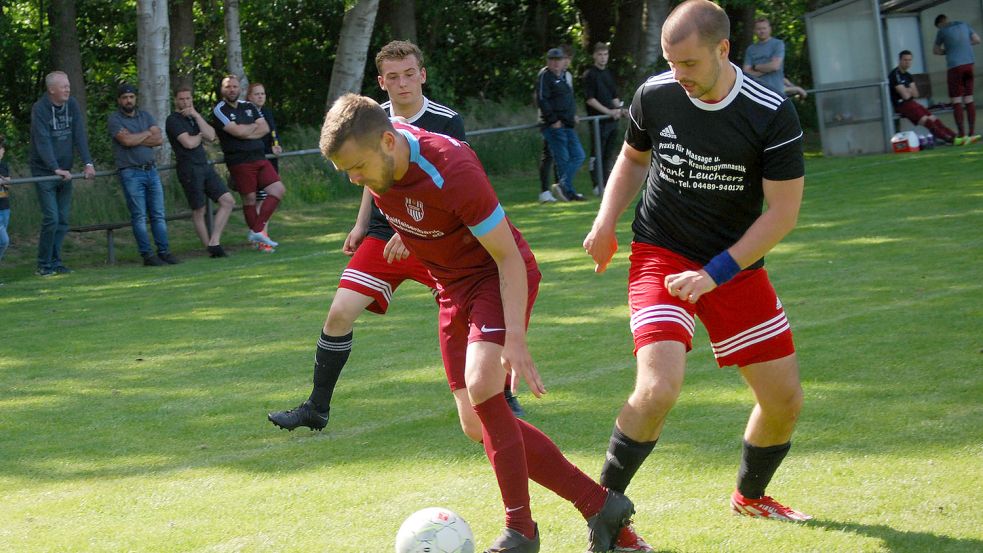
[710,312,789,359]
[630,304,695,335]
[340,269,393,304]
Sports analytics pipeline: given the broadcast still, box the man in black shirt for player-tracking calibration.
[585,0,811,523]
[582,42,625,196]
[166,87,236,257]
[538,47,586,201]
[268,40,527,434]
[212,74,285,249]
[888,50,956,144]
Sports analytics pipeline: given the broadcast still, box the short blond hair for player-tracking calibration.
[319,94,394,158]
[663,0,730,47]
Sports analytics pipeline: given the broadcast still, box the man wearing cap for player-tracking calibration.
[537,47,586,202]
[108,83,179,266]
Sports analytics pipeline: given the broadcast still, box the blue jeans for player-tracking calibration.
[119,167,169,257]
[542,125,586,197]
[0,208,9,263]
[33,175,73,270]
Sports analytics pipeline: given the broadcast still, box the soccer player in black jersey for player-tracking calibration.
[584,0,811,522]
[269,41,526,434]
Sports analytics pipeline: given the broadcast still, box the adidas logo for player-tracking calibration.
[660,125,677,139]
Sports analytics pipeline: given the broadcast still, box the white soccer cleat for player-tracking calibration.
[247,230,278,248]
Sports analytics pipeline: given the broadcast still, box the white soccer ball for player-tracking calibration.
[394,507,475,553]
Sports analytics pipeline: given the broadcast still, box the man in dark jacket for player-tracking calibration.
[537,47,586,201]
[29,71,96,276]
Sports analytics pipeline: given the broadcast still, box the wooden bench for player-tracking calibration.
[69,212,194,264]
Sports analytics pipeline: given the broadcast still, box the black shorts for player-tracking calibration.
[177,163,229,210]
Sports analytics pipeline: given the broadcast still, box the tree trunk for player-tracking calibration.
[610,0,644,84]
[169,0,195,93]
[575,0,616,52]
[326,0,379,108]
[48,0,87,118]
[382,0,416,43]
[137,0,171,163]
[640,0,671,75]
[726,3,755,65]
[224,0,248,96]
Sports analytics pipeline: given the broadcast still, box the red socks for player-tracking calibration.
[953,103,966,136]
[518,419,608,519]
[474,394,535,539]
[966,101,976,135]
[256,195,280,231]
[242,204,258,232]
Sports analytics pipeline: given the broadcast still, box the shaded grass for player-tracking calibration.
[1,146,981,552]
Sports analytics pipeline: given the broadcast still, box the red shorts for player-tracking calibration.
[628,242,795,368]
[337,236,435,314]
[438,268,542,391]
[947,64,975,98]
[228,159,280,196]
[896,99,931,124]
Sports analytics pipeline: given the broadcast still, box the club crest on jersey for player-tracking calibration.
[245,108,253,117]
[405,198,425,222]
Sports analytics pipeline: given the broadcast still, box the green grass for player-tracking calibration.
[1,147,982,552]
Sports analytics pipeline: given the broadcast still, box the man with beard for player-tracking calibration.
[108,83,178,266]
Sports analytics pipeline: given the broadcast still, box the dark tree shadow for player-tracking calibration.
[807,518,983,553]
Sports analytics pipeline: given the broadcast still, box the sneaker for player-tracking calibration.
[504,389,526,419]
[954,136,967,146]
[730,490,812,521]
[35,267,55,277]
[158,252,180,265]
[966,134,981,145]
[247,229,278,248]
[143,255,167,267]
[257,242,276,253]
[268,400,329,431]
[586,489,635,552]
[52,265,73,274]
[484,525,540,553]
[613,523,653,552]
[569,192,587,201]
[207,245,228,258]
[550,183,569,202]
[538,190,557,203]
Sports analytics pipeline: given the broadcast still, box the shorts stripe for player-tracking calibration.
[630,304,695,335]
[711,312,789,358]
[340,269,393,303]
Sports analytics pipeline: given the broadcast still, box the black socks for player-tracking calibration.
[599,425,658,494]
[307,330,353,412]
[737,440,791,499]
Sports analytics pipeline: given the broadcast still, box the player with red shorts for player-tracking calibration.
[585,0,811,525]
[318,95,648,553]
[933,14,982,144]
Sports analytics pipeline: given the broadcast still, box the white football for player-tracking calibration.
[394,507,475,553]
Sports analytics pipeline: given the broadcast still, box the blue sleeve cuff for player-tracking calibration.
[468,204,505,237]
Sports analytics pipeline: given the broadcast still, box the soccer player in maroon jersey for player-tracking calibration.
[319,93,650,553]
[584,0,811,522]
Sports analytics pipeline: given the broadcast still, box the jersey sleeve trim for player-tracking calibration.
[468,204,505,237]
[764,131,804,152]
[398,128,445,189]
[212,102,231,126]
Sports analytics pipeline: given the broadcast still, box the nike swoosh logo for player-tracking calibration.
[505,506,525,513]
[480,324,506,333]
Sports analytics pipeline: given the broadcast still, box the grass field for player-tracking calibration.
[1,146,981,552]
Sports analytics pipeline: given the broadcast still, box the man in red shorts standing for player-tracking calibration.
[933,13,982,145]
[212,74,285,248]
[318,94,648,553]
[584,0,811,523]
[889,50,957,144]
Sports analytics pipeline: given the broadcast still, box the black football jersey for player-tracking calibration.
[626,66,804,268]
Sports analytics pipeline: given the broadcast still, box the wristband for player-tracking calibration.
[702,250,741,285]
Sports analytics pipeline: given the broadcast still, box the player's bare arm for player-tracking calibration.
[223,121,258,139]
[343,188,374,256]
[251,118,271,139]
[476,219,546,398]
[176,131,202,150]
[584,142,649,273]
[195,114,217,142]
[666,176,804,304]
[143,126,164,147]
[383,233,410,263]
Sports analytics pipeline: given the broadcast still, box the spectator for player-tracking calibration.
[165,87,236,257]
[245,82,280,252]
[108,83,178,266]
[537,47,586,202]
[0,135,10,281]
[212,74,285,250]
[933,13,982,145]
[28,70,96,277]
[743,17,786,96]
[582,42,624,197]
[536,46,576,203]
[889,50,957,144]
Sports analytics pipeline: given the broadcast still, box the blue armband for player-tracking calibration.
[702,250,741,286]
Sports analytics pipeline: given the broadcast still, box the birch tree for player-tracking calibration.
[224,0,248,96]
[326,0,379,108]
[137,0,171,163]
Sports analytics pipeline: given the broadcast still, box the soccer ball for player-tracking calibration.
[394,507,475,553]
